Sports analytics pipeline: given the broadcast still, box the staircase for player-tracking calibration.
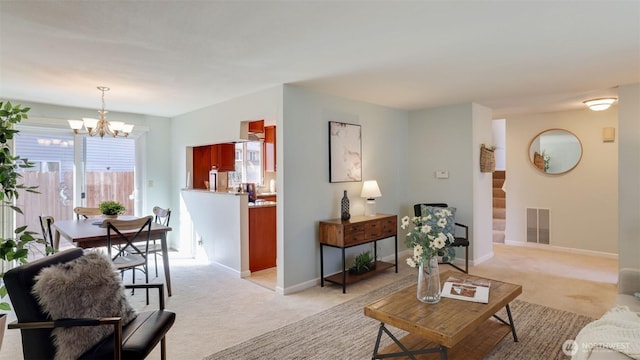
[493,171,506,243]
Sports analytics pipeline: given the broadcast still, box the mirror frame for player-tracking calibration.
[528,128,583,175]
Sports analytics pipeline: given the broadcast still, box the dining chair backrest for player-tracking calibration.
[74,206,102,220]
[104,216,154,259]
[38,215,55,253]
[153,206,171,227]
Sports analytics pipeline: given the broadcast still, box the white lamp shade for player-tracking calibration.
[108,121,124,131]
[121,123,134,133]
[361,180,382,199]
[67,119,84,130]
[82,117,99,129]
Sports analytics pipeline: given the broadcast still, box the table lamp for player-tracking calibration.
[361,180,382,216]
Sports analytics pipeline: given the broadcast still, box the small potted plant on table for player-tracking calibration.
[98,200,126,219]
[349,251,376,275]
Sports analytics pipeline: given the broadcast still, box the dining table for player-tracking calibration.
[52,217,174,297]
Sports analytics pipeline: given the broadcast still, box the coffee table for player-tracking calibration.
[364,271,522,360]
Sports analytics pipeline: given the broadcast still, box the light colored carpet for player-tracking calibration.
[206,274,595,360]
[3,244,617,359]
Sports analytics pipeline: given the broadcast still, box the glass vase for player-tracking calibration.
[417,256,441,304]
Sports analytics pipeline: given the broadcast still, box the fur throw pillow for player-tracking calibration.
[32,251,137,360]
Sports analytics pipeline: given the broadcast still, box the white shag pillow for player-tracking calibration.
[32,251,137,360]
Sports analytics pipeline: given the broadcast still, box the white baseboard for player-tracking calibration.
[502,240,618,259]
[209,261,246,277]
[471,251,494,266]
[279,279,316,295]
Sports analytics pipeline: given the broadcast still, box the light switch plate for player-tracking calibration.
[435,170,449,179]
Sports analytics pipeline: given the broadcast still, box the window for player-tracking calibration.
[13,130,136,234]
[228,141,262,188]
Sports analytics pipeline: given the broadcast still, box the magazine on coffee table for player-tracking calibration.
[441,276,491,303]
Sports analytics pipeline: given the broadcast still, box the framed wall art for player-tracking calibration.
[329,121,362,183]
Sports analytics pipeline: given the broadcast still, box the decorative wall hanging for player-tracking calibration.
[329,121,362,182]
[479,144,496,173]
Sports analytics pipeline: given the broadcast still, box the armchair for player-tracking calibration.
[4,248,176,360]
[413,203,469,273]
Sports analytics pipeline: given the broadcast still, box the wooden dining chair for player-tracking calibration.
[149,206,171,277]
[38,215,56,255]
[105,215,154,304]
[74,206,102,219]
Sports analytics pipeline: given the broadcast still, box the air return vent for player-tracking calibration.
[526,208,549,244]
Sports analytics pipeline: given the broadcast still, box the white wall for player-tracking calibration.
[492,119,506,170]
[180,190,248,274]
[472,103,495,263]
[618,83,640,269]
[281,85,409,291]
[407,103,494,265]
[505,107,618,254]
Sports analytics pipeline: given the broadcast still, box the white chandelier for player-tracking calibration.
[67,86,134,138]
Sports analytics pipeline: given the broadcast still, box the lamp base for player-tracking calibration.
[364,199,377,216]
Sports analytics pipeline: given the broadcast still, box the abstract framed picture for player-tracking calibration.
[329,121,362,182]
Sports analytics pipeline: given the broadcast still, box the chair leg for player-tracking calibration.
[145,264,149,305]
[152,239,159,277]
[464,246,469,273]
[154,250,159,277]
[161,337,167,360]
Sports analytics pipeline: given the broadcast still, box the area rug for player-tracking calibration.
[205,275,594,360]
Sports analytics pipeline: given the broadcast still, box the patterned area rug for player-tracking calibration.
[205,275,594,360]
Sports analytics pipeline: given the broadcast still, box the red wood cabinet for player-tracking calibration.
[212,143,235,172]
[263,125,276,172]
[249,205,276,272]
[193,145,211,189]
[248,119,264,134]
[192,143,236,189]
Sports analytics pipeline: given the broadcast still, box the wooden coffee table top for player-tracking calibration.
[364,270,522,348]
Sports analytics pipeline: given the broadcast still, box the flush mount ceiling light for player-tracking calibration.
[583,98,617,111]
[68,86,134,138]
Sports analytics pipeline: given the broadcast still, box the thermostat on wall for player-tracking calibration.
[435,170,449,179]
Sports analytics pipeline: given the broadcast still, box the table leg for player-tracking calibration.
[394,235,398,273]
[320,243,325,287]
[371,322,447,360]
[53,230,61,251]
[492,303,518,342]
[341,247,346,294]
[160,233,172,297]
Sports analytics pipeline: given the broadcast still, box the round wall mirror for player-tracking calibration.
[528,129,582,175]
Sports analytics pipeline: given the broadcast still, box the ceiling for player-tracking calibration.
[1,1,638,119]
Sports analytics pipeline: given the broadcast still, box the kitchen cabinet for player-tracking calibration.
[248,119,264,133]
[249,205,276,272]
[263,125,276,172]
[211,143,236,172]
[192,145,211,189]
[192,143,236,189]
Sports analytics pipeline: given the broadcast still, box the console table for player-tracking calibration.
[319,214,397,293]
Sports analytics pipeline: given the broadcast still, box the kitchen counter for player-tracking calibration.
[181,188,248,195]
[249,200,276,208]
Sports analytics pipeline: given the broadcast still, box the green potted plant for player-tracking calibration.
[349,251,376,275]
[98,200,126,218]
[0,101,39,348]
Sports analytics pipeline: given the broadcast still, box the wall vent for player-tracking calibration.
[526,208,550,244]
